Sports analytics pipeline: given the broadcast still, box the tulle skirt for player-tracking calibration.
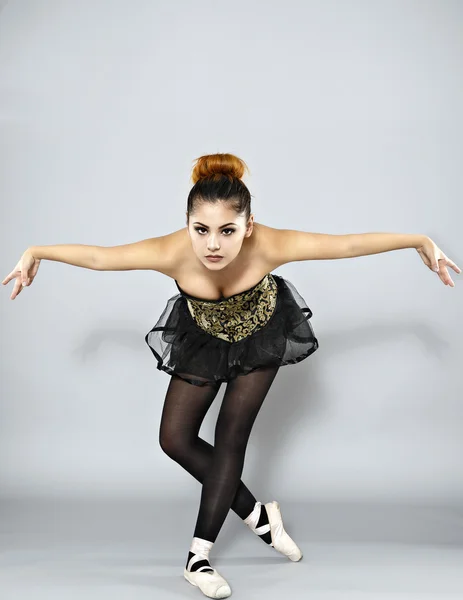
[144,274,319,387]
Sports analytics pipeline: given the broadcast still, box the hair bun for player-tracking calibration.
[191,153,250,184]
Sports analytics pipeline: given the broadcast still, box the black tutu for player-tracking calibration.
[144,274,319,387]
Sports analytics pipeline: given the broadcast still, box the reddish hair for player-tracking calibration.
[187,153,253,222]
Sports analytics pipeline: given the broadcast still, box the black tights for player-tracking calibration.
[159,366,279,543]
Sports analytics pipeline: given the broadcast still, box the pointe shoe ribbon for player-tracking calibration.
[265,500,303,561]
[184,567,232,599]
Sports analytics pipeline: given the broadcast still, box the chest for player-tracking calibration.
[182,273,279,343]
[176,270,270,301]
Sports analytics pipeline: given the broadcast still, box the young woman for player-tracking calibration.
[3,153,460,599]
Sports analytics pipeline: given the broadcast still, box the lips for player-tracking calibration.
[206,255,223,258]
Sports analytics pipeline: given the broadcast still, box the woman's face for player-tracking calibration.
[186,201,254,271]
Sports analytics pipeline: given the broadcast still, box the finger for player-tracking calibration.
[439,254,460,275]
[2,272,14,285]
[446,259,461,274]
[11,279,22,300]
[439,266,454,287]
[445,272,455,287]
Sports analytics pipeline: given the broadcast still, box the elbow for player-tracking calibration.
[343,236,356,258]
[91,247,105,270]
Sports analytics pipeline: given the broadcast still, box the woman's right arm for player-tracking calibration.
[29,239,165,271]
[29,244,100,269]
[2,229,185,300]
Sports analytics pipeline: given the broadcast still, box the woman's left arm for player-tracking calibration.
[265,228,461,287]
[349,233,461,287]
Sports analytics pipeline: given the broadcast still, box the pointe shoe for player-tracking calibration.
[265,500,303,561]
[183,567,232,599]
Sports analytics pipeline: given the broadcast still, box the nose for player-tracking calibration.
[207,235,220,252]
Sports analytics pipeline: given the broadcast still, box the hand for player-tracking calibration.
[2,249,42,300]
[416,237,461,287]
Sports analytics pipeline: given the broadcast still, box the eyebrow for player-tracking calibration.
[193,222,236,228]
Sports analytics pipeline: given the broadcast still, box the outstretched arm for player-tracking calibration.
[2,229,185,300]
[348,232,460,287]
[348,232,426,257]
[266,229,461,287]
[26,237,167,271]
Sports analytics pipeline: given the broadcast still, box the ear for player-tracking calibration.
[244,214,254,237]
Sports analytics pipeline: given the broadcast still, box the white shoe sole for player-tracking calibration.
[265,500,303,561]
[184,567,232,598]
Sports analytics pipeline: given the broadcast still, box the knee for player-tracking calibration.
[159,428,176,457]
[215,428,250,455]
[159,428,189,460]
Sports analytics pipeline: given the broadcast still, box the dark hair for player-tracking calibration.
[187,153,253,222]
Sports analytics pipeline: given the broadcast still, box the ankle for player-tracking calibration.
[243,501,272,545]
[186,536,215,573]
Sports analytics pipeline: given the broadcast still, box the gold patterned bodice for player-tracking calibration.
[176,273,278,343]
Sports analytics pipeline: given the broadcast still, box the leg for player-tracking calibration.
[183,367,303,567]
[159,373,265,520]
[192,366,279,543]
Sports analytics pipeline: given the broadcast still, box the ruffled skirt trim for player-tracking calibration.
[145,274,319,386]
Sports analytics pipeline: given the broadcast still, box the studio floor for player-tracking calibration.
[1,497,462,599]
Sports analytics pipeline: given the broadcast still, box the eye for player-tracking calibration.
[194,227,235,235]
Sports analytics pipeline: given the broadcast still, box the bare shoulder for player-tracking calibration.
[252,222,353,265]
[251,222,304,269]
[154,227,191,276]
[250,222,285,269]
[252,222,282,249]
[94,227,189,273]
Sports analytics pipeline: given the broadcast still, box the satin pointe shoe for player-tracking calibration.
[265,500,303,562]
[183,566,232,599]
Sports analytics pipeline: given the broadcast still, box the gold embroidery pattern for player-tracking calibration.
[183,274,278,343]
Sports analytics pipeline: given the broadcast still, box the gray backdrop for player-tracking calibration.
[1,0,462,504]
[0,2,462,597]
